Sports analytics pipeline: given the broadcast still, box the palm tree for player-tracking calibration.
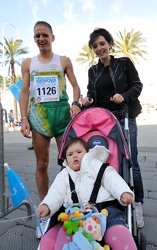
[0,38,29,123]
[6,74,22,88]
[111,28,148,64]
[76,44,97,67]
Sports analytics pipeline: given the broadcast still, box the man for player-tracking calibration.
[20,21,81,202]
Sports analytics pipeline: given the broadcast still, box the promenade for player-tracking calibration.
[0,110,157,250]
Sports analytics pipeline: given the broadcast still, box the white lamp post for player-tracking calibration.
[2,22,20,92]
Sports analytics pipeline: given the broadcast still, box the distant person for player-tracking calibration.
[8,109,15,128]
[20,21,81,202]
[82,28,144,228]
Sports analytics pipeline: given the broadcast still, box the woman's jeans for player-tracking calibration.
[120,118,144,203]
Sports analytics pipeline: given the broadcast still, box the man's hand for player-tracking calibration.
[70,105,81,118]
[21,120,32,138]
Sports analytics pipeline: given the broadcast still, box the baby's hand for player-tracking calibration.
[37,204,50,218]
[120,192,134,205]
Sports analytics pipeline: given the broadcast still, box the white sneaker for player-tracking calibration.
[36,219,47,239]
[135,202,144,228]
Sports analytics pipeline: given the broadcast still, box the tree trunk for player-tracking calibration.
[11,61,18,124]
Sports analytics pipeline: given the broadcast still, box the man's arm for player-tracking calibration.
[20,58,32,138]
[61,56,81,117]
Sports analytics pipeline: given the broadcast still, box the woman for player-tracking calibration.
[82,28,144,228]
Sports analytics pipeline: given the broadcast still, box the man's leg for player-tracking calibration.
[55,135,62,150]
[32,130,51,201]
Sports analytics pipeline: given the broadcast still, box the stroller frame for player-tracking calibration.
[38,107,146,250]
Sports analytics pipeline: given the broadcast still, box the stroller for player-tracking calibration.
[38,107,146,250]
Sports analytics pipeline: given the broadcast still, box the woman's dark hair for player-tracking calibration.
[34,21,53,34]
[88,28,114,48]
[63,138,89,159]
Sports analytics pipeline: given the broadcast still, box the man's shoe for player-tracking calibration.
[135,202,144,228]
[28,145,34,150]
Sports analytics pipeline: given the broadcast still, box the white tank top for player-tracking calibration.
[29,54,69,104]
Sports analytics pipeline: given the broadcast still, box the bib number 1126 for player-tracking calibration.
[36,86,57,96]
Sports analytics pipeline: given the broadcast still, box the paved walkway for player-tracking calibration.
[0,112,157,250]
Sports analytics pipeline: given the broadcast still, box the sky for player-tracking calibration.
[1,0,157,104]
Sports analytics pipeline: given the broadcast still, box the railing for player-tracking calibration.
[0,103,5,215]
[0,102,32,219]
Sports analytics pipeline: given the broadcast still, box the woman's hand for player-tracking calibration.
[110,93,124,104]
[82,96,94,106]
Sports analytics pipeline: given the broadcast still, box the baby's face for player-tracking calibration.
[66,142,87,171]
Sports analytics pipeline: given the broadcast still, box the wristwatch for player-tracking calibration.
[71,101,81,109]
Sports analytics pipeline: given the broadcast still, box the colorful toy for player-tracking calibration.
[58,203,92,235]
[62,209,110,250]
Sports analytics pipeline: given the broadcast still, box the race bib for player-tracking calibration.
[34,75,59,102]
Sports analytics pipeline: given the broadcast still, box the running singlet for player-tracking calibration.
[29,54,69,106]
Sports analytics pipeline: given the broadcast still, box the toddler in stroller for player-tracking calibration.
[37,137,137,249]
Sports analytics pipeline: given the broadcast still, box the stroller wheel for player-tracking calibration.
[138,231,146,250]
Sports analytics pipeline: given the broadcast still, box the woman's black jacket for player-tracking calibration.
[87,55,143,118]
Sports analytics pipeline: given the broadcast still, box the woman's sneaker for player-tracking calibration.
[36,219,48,239]
[135,202,144,228]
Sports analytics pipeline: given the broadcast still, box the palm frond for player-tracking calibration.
[76,44,97,67]
[111,28,148,65]
[0,37,29,83]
